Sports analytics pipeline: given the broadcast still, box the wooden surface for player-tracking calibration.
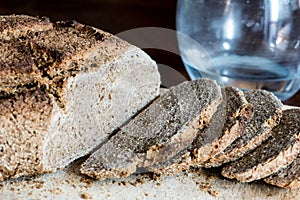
[0,0,299,106]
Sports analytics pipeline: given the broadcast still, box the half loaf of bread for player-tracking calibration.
[0,15,160,181]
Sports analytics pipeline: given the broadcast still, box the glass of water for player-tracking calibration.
[176,0,300,100]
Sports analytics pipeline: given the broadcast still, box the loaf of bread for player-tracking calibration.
[80,79,222,180]
[0,15,160,181]
[1,15,298,192]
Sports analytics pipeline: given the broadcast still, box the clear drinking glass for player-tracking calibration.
[176,0,300,100]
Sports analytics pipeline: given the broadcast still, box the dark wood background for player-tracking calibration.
[0,0,299,105]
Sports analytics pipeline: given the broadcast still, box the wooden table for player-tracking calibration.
[0,0,299,106]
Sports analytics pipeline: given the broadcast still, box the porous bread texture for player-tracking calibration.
[263,109,300,189]
[192,86,253,165]
[203,90,283,168]
[80,79,222,180]
[221,109,300,182]
[264,154,300,189]
[0,15,160,181]
[146,152,192,176]
[148,86,253,176]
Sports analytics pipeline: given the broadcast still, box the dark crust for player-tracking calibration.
[222,109,300,182]
[0,15,53,40]
[0,15,113,107]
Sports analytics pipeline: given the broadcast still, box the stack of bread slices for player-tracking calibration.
[1,15,300,190]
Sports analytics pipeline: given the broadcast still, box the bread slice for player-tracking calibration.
[221,109,300,182]
[264,154,300,189]
[203,90,283,168]
[80,79,222,180]
[0,15,160,181]
[145,151,192,176]
[137,86,253,175]
[263,109,300,189]
[191,86,253,165]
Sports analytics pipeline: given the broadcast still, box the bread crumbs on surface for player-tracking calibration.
[80,192,90,199]
[50,187,63,195]
[80,177,94,188]
[198,181,220,198]
[129,181,137,187]
[207,189,220,198]
[121,181,127,186]
[145,193,149,196]
[205,174,217,182]
[35,181,45,189]
[136,178,146,184]
[65,179,71,184]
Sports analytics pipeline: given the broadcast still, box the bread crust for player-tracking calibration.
[263,109,300,189]
[222,109,300,182]
[192,86,253,165]
[0,15,53,40]
[203,90,283,168]
[0,15,160,181]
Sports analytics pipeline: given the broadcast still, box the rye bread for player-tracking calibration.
[140,86,253,175]
[264,154,300,189]
[203,90,283,168]
[0,15,160,181]
[144,151,192,176]
[191,86,253,165]
[263,109,300,189]
[0,15,53,40]
[80,79,222,180]
[221,109,300,182]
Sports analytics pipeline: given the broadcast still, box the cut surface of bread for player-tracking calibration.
[0,15,160,181]
[264,154,300,189]
[221,109,300,182]
[203,90,283,168]
[144,151,192,176]
[80,79,222,180]
[191,86,253,165]
[263,109,300,189]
